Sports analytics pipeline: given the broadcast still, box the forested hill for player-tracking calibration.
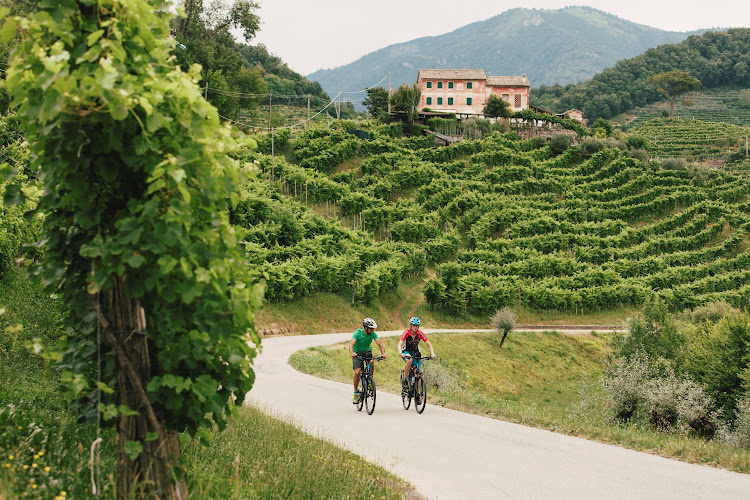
[236,43,329,99]
[307,6,698,107]
[533,29,750,121]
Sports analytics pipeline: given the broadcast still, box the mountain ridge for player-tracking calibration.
[307,6,706,106]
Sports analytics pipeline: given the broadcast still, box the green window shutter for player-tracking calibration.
[426,97,432,105]
[437,97,443,105]
[437,82,443,89]
[448,97,453,105]
[448,81,454,89]
[426,81,432,89]
[467,97,472,105]
[467,82,473,89]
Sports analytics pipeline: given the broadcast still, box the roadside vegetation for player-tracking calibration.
[0,267,416,498]
[290,325,750,473]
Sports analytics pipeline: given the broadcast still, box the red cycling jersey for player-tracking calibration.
[400,329,428,353]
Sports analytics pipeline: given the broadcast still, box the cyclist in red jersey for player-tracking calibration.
[398,317,435,391]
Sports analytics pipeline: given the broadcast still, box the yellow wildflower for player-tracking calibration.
[32,484,38,489]
[8,454,13,460]
[44,466,50,472]
[17,426,22,430]
[61,492,67,497]
[22,464,29,470]
[32,463,38,468]
[38,451,44,456]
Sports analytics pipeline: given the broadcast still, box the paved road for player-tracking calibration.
[245,329,750,499]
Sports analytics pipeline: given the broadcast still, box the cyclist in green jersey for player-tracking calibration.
[349,318,387,404]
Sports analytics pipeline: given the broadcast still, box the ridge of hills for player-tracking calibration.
[307,6,703,108]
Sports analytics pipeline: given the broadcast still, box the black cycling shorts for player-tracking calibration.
[352,350,373,370]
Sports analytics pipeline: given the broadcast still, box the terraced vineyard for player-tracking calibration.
[618,88,750,128]
[239,122,750,314]
[633,118,749,158]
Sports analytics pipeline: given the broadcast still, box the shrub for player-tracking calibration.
[676,379,716,438]
[727,399,750,447]
[580,137,626,157]
[626,136,648,150]
[603,353,650,421]
[490,307,516,347]
[660,157,687,170]
[627,149,650,163]
[738,89,750,109]
[423,360,461,394]
[549,133,573,154]
[689,300,739,324]
[644,365,681,431]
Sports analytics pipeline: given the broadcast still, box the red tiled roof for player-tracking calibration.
[486,75,530,87]
[418,69,487,80]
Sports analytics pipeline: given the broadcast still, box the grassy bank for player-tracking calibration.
[257,273,633,335]
[0,267,415,498]
[289,330,750,473]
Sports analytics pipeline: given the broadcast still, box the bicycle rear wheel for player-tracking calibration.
[415,376,427,414]
[401,373,411,410]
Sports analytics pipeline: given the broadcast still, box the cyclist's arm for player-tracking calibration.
[374,339,387,357]
[424,339,436,358]
[397,338,405,356]
[349,339,357,358]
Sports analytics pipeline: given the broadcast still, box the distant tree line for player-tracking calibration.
[533,29,750,121]
[172,0,330,118]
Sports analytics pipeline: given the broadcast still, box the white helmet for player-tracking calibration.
[362,318,377,329]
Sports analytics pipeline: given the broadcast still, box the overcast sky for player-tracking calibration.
[250,0,749,76]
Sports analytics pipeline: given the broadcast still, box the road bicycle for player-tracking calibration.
[355,354,385,415]
[400,354,434,414]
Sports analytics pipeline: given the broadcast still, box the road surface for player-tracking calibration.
[246,329,750,499]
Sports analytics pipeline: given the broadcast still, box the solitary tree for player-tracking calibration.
[647,71,702,117]
[363,87,389,121]
[5,0,262,496]
[491,307,517,347]
[483,94,512,118]
[390,83,421,125]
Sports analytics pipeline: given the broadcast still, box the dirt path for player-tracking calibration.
[246,328,750,499]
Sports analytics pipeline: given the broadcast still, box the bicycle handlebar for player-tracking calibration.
[402,355,435,360]
[355,355,386,361]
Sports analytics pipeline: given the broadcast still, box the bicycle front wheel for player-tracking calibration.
[357,378,365,412]
[415,376,427,414]
[401,373,411,410]
[365,376,376,415]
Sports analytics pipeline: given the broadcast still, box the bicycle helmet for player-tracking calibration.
[409,317,420,326]
[362,318,377,329]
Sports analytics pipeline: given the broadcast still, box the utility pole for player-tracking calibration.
[337,90,341,130]
[267,91,272,131]
[307,94,311,130]
[387,73,392,116]
[204,81,208,100]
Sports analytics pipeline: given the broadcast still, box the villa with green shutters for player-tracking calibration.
[416,69,530,115]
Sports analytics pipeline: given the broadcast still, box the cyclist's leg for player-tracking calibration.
[402,350,412,382]
[353,354,364,391]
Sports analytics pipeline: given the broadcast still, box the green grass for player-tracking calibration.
[290,330,750,473]
[257,272,632,336]
[0,267,415,499]
[183,405,417,499]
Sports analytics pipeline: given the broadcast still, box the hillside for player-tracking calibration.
[226,122,750,317]
[533,29,750,121]
[633,118,749,159]
[307,6,698,107]
[615,88,750,128]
